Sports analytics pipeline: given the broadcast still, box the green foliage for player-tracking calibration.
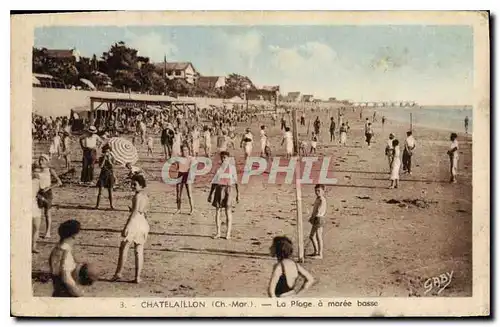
[32,43,256,97]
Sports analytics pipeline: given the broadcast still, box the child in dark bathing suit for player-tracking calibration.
[268,236,314,298]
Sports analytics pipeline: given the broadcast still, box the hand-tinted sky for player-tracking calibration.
[35,25,473,105]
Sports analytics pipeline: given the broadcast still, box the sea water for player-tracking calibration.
[372,106,473,133]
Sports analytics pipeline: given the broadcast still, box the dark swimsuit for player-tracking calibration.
[275,261,298,297]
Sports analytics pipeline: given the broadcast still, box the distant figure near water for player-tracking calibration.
[464,116,469,135]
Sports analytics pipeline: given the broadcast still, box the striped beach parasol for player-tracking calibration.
[106,137,138,165]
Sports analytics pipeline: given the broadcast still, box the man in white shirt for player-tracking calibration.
[403,131,416,175]
[79,126,102,183]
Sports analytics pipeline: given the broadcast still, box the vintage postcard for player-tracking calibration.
[11,11,490,317]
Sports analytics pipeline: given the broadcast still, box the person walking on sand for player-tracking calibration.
[79,126,102,184]
[203,126,212,157]
[389,139,401,189]
[447,133,459,183]
[464,116,469,135]
[241,128,254,160]
[207,151,239,240]
[280,115,287,131]
[385,133,395,172]
[32,165,42,253]
[268,236,315,298]
[310,132,318,155]
[95,144,116,210]
[61,131,72,170]
[37,154,62,239]
[260,125,268,157]
[402,131,416,175]
[146,136,154,157]
[112,174,150,284]
[172,128,182,157]
[308,184,327,259]
[382,116,386,129]
[281,127,294,158]
[161,123,175,159]
[339,123,348,146]
[329,117,336,142]
[175,144,195,215]
[313,116,321,137]
[365,123,374,148]
[191,126,200,157]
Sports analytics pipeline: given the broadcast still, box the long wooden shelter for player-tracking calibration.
[89,93,198,122]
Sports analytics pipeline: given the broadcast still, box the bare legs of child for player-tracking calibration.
[95,187,114,210]
[213,208,232,240]
[175,183,194,215]
[32,216,41,253]
[309,225,323,259]
[42,208,51,239]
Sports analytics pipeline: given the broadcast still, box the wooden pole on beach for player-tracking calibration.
[410,113,413,131]
[291,109,304,262]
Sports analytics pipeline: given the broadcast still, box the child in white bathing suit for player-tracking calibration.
[310,133,318,154]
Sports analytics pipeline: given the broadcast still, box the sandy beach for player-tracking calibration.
[31,107,472,297]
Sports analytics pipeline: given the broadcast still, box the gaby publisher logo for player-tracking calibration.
[160,156,339,185]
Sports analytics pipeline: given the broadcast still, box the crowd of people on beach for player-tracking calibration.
[31,103,466,297]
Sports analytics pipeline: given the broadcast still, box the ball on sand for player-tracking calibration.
[78,263,100,285]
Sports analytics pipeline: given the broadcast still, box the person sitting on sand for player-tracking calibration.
[175,144,195,215]
[389,139,401,189]
[207,151,239,240]
[95,144,116,210]
[268,236,314,298]
[447,133,459,183]
[49,219,84,297]
[308,184,327,259]
[113,174,150,284]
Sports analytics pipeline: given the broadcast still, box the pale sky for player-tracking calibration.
[34,25,473,105]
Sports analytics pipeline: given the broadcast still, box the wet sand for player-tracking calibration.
[31,108,472,297]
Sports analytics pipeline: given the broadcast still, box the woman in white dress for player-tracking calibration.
[203,126,212,157]
[281,127,294,158]
[241,128,253,160]
[260,125,267,157]
[389,139,401,189]
[113,174,150,284]
[172,129,182,157]
[191,126,200,156]
[339,123,348,146]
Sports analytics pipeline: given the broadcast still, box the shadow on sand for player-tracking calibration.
[36,240,272,261]
[81,227,215,239]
